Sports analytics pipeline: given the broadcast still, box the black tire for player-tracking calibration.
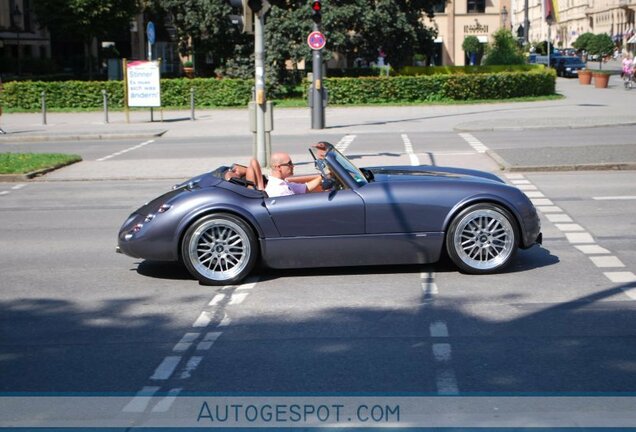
[445,203,518,274]
[181,213,258,285]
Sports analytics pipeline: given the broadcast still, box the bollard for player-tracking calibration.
[41,91,47,125]
[190,87,195,121]
[102,90,109,124]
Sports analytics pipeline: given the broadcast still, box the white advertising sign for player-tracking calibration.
[127,60,161,107]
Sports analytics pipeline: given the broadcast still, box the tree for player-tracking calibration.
[483,28,526,65]
[462,36,481,65]
[587,33,615,70]
[572,32,595,52]
[32,0,140,77]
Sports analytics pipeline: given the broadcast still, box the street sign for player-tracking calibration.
[146,21,156,45]
[307,31,326,50]
[126,60,161,107]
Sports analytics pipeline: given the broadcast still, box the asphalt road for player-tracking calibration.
[1,129,636,425]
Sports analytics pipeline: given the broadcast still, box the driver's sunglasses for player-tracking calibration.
[278,161,294,168]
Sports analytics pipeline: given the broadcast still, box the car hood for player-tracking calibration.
[366,165,505,184]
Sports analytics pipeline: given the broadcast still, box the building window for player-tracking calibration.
[467,0,485,13]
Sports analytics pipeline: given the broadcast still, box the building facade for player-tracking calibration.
[511,0,636,52]
[432,0,511,65]
[0,0,51,75]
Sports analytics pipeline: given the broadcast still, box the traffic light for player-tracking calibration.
[311,0,321,24]
[227,0,271,33]
[228,0,253,34]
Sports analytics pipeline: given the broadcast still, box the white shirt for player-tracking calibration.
[265,176,308,197]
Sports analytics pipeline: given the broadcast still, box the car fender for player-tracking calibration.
[443,193,524,236]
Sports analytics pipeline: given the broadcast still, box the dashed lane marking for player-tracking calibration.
[173,332,200,352]
[149,356,181,381]
[179,356,203,379]
[192,311,213,328]
[122,386,161,413]
[401,134,420,166]
[458,133,489,153]
[335,135,356,153]
[505,173,635,295]
[96,139,155,162]
[197,332,222,351]
[0,191,9,196]
[151,388,182,413]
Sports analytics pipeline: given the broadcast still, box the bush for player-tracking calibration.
[0,69,555,110]
[483,29,526,65]
[317,69,554,104]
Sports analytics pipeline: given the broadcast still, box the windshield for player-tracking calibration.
[563,57,583,64]
[331,148,368,187]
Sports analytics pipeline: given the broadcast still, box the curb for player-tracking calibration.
[486,150,636,172]
[0,130,167,142]
[454,121,636,132]
[0,158,83,182]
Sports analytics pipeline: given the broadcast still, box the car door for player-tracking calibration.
[261,189,366,268]
[264,189,364,237]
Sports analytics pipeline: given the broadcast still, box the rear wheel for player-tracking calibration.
[446,203,518,274]
[181,214,257,285]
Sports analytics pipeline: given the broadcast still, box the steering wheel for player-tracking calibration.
[314,158,337,191]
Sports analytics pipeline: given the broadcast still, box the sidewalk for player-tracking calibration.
[1,75,635,141]
[1,75,635,181]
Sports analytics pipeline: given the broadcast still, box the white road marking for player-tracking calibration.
[150,356,181,380]
[604,272,636,284]
[555,223,585,232]
[593,196,636,201]
[525,191,545,198]
[517,184,538,191]
[505,173,525,179]
[430,321,449,338]
[421,271,438,301]
[122,386,160,413]
[565,232,595,244]
[96,139,155,162]
[151,388,182,413]
[575,245,610,254]
[401,134,420,166]
[229,292,249,305]
[218,314,232,327]
[535,206,563,213]
[458,133,489,153]
[192,311,213,327]
[436,369,460,395]
[531,198,554,206]
[335,135,356,153]
[11,184,25,190]
[590,256,625,268]
[432,343,452,362]
[510,179,531,185]
[546,214,573,223]
[179,356,203,379]
[173,332,200,352]
[209,294,226,306]
[237,281,257,290]
[197,332,222,351]
[0,191,9,196]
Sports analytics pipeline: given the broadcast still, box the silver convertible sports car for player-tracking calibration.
[117,143,542,285]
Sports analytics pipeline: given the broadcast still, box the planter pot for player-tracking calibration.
[578,70,592,85]
[183,67,194,78]
[593,73,610,88]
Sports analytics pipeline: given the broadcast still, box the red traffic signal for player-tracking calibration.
[311,1,321,12]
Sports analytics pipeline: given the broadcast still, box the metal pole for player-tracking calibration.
[311,22,325,129]
[547,22,552,69]
[254,12,267,167]
[190,87,195,121]
[524,0,530,45]
[102,89,109,124]
[41,91,47,125]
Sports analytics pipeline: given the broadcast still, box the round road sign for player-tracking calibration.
[307,31,326,50]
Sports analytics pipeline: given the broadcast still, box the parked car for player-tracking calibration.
[555,56,587,77]
[117,143,542,285]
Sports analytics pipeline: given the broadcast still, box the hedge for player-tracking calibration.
[320,69,555,104]
[0,69,554,110]
[0,78,253,110]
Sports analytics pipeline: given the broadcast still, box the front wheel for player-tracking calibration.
[181,214,258,285]
[446,203,518,274]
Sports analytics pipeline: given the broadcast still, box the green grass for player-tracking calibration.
[0,153,82,174]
